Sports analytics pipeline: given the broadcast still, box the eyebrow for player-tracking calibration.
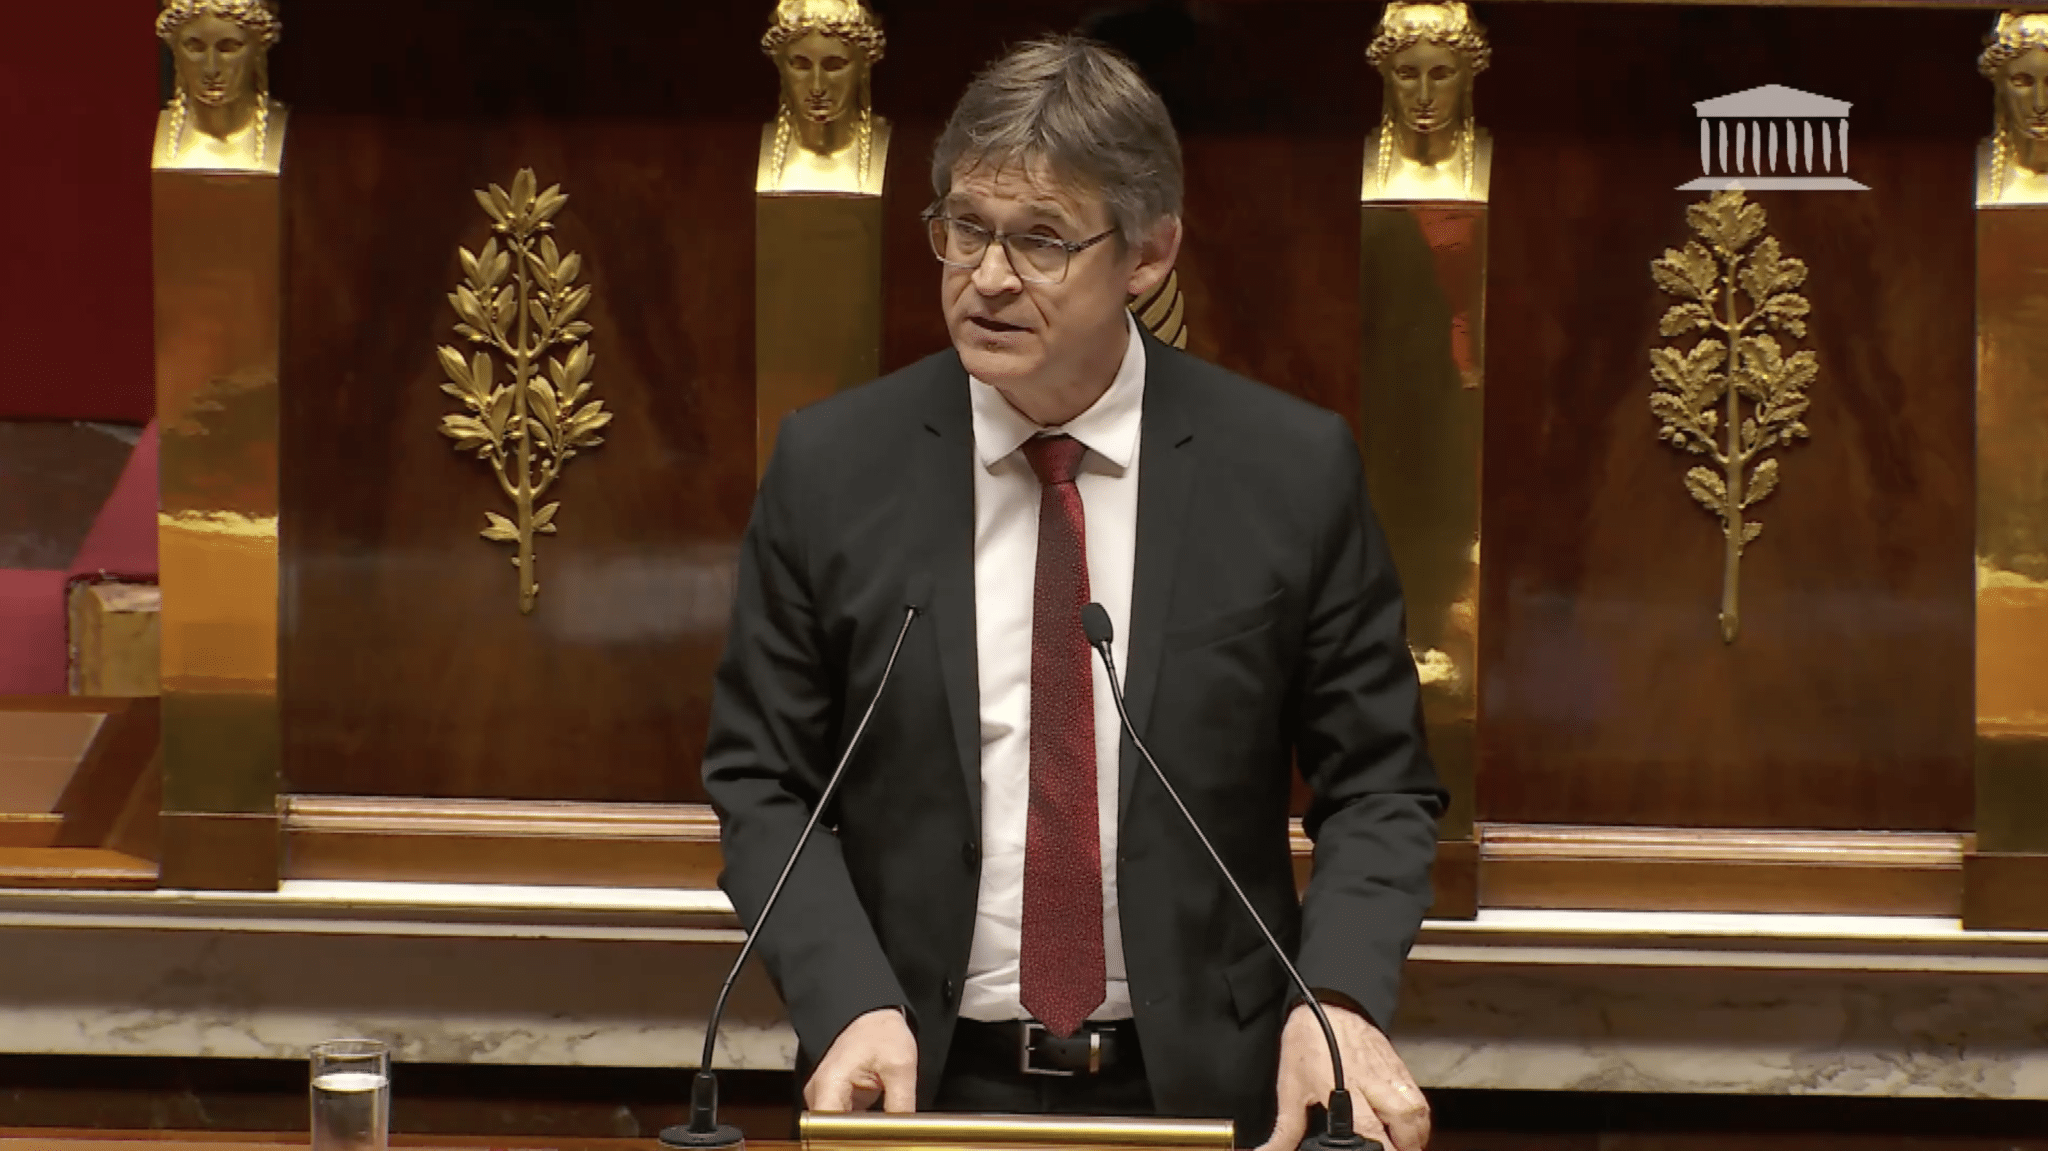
[943,191,1080,226]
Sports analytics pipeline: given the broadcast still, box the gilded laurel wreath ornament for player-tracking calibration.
[1649,187,1815,644]
[437,168,611,614]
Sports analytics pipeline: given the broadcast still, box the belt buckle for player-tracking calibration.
[1019,1021,1079,1077]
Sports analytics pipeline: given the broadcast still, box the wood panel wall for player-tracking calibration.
[1474,3,1980,829]
[280,0,1986,834]
[279,1,763,801]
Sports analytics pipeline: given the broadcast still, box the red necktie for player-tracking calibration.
[1017,434,1106,1038]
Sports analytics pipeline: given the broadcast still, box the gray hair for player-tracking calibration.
[931,35,1183,245]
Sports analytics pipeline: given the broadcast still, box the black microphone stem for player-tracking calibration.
[1089,633,1365,1148]
[666,599,922,1149]
[699,602,922,1073]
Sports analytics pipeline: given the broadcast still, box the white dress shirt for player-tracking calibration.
[959,314,1146,1023]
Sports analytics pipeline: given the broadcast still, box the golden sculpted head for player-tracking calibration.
[1364,2,1492,201]
[1979,11,2048,203]
[153,0,286,173]
[759,0,890,195]
[1368,2,1490,139]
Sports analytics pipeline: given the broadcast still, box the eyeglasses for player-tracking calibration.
[923,211,1115,285]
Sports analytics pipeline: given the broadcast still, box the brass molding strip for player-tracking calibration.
[802,1113,1234,1150]
[1480,824,1964,866]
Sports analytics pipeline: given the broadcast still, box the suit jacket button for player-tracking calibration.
[962,840,979,867]
[942,978,956,1005]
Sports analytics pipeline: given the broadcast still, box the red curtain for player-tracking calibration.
[0,0,158,423]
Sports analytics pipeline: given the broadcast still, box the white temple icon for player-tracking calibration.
[1678,84,1869,191]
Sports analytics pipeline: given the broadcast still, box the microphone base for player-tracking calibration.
[1299,1132,1380,1151]
[657,1122,745,1149]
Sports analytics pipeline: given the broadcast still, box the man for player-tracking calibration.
[703,35,1443,1151]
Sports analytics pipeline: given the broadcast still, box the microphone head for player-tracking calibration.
[1081,602,1114,648]
[905,573,933,615]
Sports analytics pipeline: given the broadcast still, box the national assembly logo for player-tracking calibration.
[1678,84,1870,191]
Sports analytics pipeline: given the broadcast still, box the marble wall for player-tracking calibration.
[3,889,2048,1106]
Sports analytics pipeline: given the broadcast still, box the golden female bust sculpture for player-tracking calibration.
[1363,1,1492,203]
[1978,10,2048,206]
[153,0,286,174]
[758,0,890,196]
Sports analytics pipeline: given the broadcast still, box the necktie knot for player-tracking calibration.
[1022,434,1086,487]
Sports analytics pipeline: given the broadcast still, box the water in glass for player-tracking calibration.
[310,1039,389,1151]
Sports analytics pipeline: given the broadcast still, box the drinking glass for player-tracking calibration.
[310,1038,390,1151]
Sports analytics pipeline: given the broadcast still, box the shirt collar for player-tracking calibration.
[969,312,1146,472]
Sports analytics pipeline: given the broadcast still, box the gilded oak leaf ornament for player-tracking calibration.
[1649,187,1815,643]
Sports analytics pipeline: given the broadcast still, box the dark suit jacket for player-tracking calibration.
[702,328,1444,1137]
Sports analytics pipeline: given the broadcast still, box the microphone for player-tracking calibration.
[662,576,932,1150]
[1080,604,1377,1151]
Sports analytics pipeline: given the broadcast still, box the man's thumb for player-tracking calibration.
[1258,1104,1308,1151]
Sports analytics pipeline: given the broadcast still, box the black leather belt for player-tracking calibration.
[953,1019,1141,1077]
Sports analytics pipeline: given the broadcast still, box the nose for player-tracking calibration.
[808,69,827,97]
[969,240,1022,295]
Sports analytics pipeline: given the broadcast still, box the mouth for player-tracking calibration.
[968,316,1029,335]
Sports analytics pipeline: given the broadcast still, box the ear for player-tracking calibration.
[1125,215,1183,300]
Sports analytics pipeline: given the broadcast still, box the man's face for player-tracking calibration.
[776,31,863,127]
[939,159,1159,403]
[173,14,255,108]
[1382,41,1464,136]
[1999,47,2048,144]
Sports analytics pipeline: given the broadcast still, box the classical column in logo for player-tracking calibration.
[1968,11,2048,928]
[151,0,288,889]
[754,0,889,480]
[1357,2,1487,904]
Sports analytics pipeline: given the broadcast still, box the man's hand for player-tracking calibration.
[1258,1001,1429,1151]
[804,1008,919,1113]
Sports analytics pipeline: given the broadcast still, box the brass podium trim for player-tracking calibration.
[755,195,884,479]
[1968,201,2048,927]
[1358,200,1485,918]
[152,168,284,891]
[801,1112,1234,1150]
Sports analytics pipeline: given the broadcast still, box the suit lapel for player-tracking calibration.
[916,357,985,827]
[1119,332,1199,824]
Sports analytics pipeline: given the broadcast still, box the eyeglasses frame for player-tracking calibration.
[921,208,1118,285]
